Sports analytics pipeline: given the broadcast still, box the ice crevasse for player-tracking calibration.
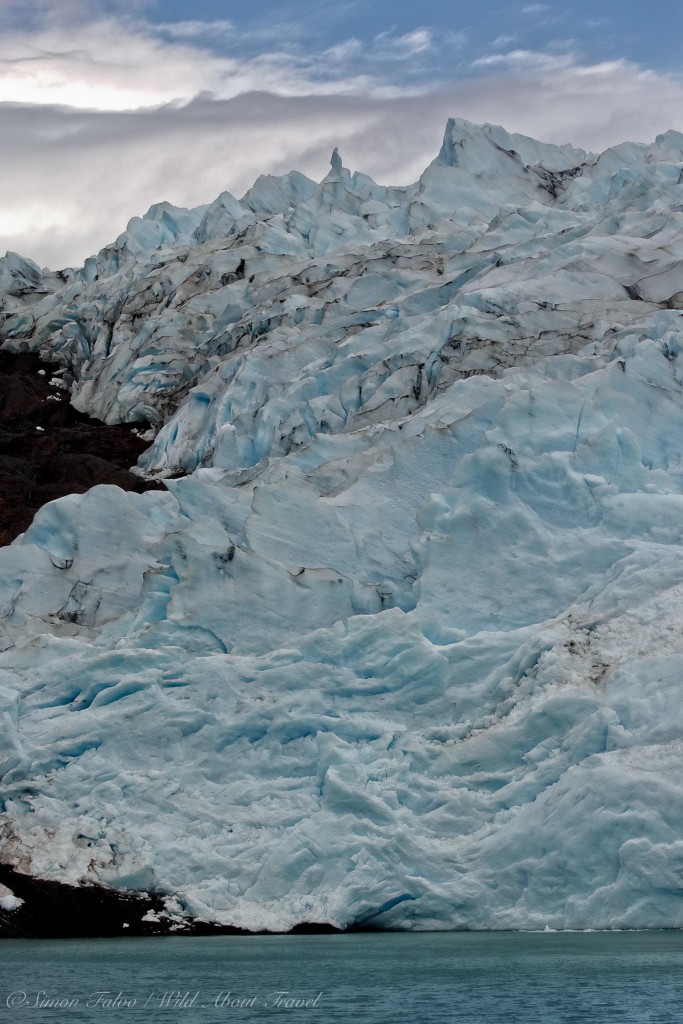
[1,118,683,930]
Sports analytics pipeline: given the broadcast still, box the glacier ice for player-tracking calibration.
[1,118,683,930]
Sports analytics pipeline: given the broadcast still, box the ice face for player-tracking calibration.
[1,119,683,931]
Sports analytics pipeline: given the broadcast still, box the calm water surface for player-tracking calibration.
[1,931,682,1023]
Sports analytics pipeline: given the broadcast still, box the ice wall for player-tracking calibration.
[1,120,683,930]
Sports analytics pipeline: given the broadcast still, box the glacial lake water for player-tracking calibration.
[1,931,682,1023]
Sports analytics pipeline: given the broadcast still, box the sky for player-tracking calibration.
[1,0,682,268]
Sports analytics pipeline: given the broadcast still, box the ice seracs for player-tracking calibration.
[1,119,683,931]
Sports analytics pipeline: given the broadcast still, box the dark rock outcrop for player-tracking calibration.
[0,350,162,545]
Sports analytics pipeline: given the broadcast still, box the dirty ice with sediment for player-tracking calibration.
[1,118,683,931]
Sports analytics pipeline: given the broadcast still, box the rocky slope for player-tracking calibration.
[0,350,161,546]
[0,119,683,932]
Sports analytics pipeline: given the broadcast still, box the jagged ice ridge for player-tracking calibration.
[1,118,683,930]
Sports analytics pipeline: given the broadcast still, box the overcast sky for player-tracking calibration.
[2,0,682,268]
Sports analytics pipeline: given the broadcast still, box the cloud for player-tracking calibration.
[491,35,518,48]
[374,29,434,57]
[0,16,408,110]
[0,0,152,28]
[324,39,363,63]
[472,48,574,70]
[153,19,236,41]
[0,13,682,270]
[0,10,465,118]
[152,16,311,54]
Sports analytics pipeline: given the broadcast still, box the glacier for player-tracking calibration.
[1,118,683,931]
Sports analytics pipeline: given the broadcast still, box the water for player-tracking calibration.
[1,931,682,1023]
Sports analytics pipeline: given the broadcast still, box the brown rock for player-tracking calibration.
[0,350,164,545]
